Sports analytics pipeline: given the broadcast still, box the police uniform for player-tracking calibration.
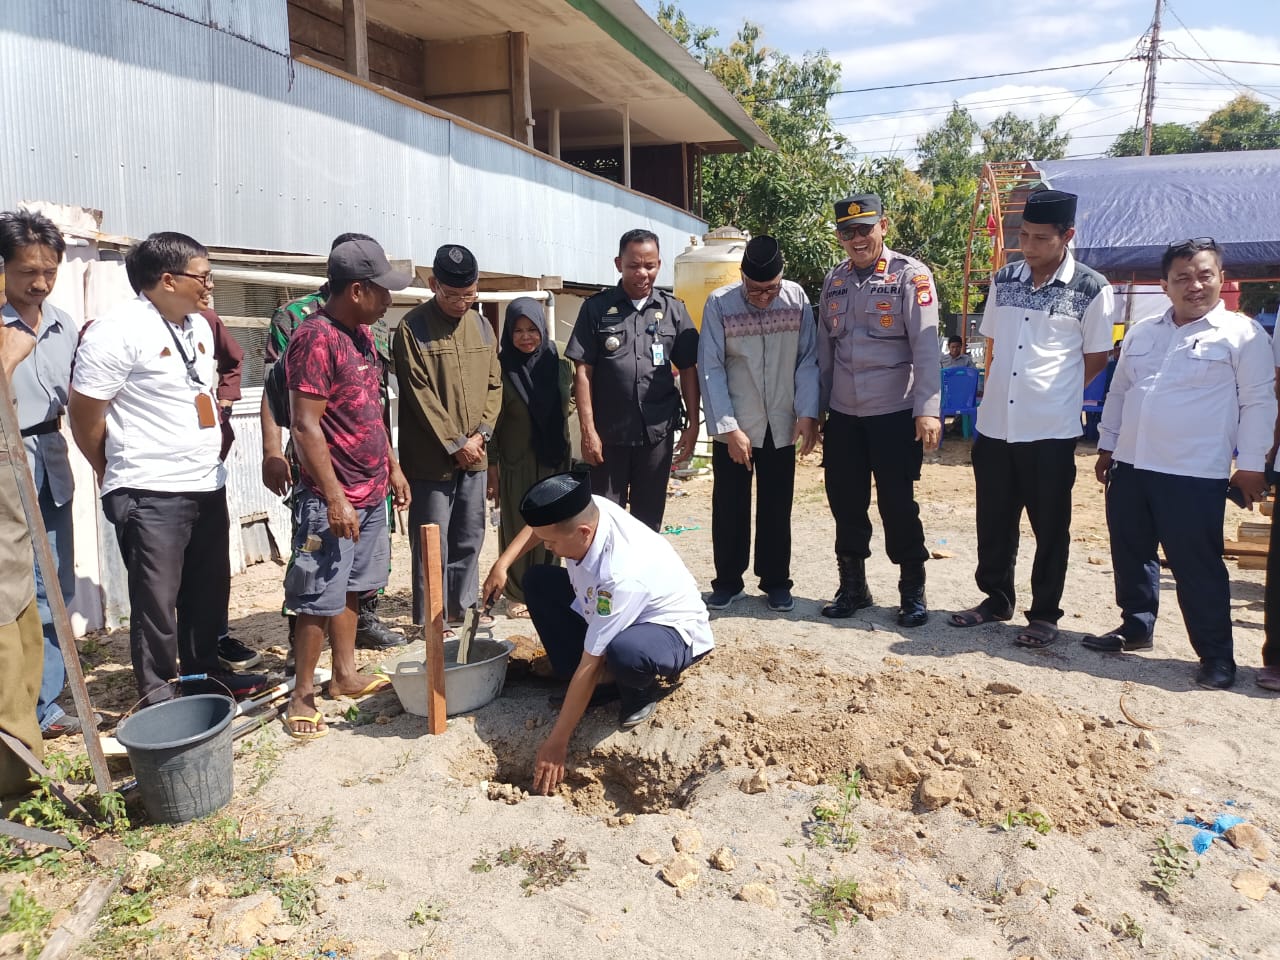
[817,195,941,625]
[518,475,713,727]
[565,285,698,531]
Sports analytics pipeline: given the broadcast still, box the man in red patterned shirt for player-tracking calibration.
[281,238,411,739]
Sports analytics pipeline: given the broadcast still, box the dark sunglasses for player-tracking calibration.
[836,223,876,239]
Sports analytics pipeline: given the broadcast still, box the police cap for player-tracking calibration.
[834,194,883,228]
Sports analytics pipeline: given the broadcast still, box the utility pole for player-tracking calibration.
[1141,0,1163,156]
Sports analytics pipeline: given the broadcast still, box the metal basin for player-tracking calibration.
[381,638,514,718]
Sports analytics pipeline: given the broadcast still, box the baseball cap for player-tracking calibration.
[327,238,412,290]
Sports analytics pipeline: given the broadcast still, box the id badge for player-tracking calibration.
[650,341,665,366]
[195,392,217,429]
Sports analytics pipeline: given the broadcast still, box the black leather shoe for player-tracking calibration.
[618,684,659,728]
[897,590,928,628]
[1081,631,1153,652]
[1194,660,1237,690]
[821,588,874,619]
[355,614,408,650]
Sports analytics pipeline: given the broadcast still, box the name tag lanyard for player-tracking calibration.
[161,317,218,428]
[160,317,204,386]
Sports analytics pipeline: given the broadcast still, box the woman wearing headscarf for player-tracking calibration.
[491,297,573,616]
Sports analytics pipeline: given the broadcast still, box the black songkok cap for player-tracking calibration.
[741,235,784,282]
[432,244,479,287]
[520,471,593,528]
[834,194,883,227]
[1023,189,1078,226]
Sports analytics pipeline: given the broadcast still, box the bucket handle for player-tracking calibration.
[123,674,237,719]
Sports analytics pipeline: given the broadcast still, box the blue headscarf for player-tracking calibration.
[500,297,566,469]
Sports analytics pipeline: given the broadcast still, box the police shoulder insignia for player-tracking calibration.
[875,258,888,275]
[916,288,934,306]
[596,589,613,616]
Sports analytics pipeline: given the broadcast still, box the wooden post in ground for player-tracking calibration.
[418,524,447,733]
[0,366,112,796]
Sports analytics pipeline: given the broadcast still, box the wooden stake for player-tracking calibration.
[0,367,112,796]
[37,873,122,960]
[419,524,447,733]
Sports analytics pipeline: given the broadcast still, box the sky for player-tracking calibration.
[639,0,1280,163]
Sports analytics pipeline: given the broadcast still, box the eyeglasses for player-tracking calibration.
[836,223,876,239]
[436,291,478,305]
[173,271,214,287]
[744,281,782,297]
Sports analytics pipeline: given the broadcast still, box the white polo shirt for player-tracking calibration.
[1098,302,1275,478]
[976,252,1117,442]
[72,294,225,495]
[567,496,714,659]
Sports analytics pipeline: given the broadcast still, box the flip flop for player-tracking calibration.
[948,606,1012,628]
[1014,620,1059,649]
[507,603,531,620]
[343,675,391,698]
[283,711,328,741]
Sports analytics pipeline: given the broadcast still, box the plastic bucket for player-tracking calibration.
[116,694,236,824]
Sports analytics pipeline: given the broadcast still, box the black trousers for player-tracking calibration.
[1107,462,1233,665]
[522,566,693,690]
[1265,501,1280,668]
[971,434,1076,623]
[591,434,674,532]
[102,487,230,702]
[711,428,795,593]
[822,409,927,566]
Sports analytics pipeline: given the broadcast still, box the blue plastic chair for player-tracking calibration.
[940,366,980,445]
[1081,370,1108,440]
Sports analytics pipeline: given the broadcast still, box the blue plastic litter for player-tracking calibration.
[1175,812,1246,854]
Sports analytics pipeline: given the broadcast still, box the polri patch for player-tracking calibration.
[880,315,895,328]
[596,589,613,616]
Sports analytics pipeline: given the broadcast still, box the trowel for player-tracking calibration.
[456,602,493,665]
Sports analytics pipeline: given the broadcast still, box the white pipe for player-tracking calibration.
[210,266,551,306]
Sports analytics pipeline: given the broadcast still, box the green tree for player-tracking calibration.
[981,112,1069,163]
[916,104,981,184]
[1107,95,1280,155]
[658,5,854,297]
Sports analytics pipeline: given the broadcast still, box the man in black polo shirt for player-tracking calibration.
[565,229,700,531]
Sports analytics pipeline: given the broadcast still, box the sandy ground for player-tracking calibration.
[50,438,1280,958]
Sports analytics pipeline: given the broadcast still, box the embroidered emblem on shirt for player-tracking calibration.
[831,278,845,288]
[875,301,893,311]
[604,335,621,352]
[885,273,899,283]
[606,306,619,315]
[916,287,934,306]
[596,589,613,616]
[160,347,172,358]
[197,342,206,354]
[880,315,895,327]
[586,586,594,601]
[875,258,887,275]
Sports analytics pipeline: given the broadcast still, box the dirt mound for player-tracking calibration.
[684,647,1166,833]
[456,647,1167,832]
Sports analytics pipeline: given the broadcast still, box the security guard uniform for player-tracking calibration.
[565,285,698,530]
[817,228,941,624]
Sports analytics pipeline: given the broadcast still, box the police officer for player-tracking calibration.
[480,470,714,793]
[817,194,941,628]
[566,229,700,531]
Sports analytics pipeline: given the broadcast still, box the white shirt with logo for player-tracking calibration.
[72,295,224,495]
[568,496,714,658]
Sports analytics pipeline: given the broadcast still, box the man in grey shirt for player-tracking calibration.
[0,209,82,739]
[817,194,942,628]
[699,236,819,614]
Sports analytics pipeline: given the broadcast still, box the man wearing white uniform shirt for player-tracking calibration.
[1087,238,1275,690]
[949,190,1117,649]
[481,470,714,793]
[69,232,267,706]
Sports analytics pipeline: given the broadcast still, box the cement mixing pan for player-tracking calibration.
[382,638,515,717]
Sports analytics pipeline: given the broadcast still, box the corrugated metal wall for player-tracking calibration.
[0,0,706,287]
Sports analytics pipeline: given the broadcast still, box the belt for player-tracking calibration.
[20,416,61,438]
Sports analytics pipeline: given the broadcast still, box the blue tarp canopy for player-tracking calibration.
[1034,150,1280,280]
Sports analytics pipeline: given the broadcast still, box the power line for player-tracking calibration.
[746,58,1138,103]
[830,84,1141,125]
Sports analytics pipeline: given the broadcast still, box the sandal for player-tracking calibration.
[1013,620,1059,649]
[948,606,1012,628]
[1256,665,1280,692]
[507,602,531,619]
[283,711,328,741]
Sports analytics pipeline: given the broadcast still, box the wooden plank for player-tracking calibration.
[1223,539,1269,557]
[1237,555,1268,570]
[419,524,447,734]
[0,820,72,850]
[37,874,122,960]
[343,0,369,81]
[1237,521,1271,543]
[0,367,112,797]
[1262,500,1274,518]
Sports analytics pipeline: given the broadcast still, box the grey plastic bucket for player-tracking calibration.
[116,694,236,824]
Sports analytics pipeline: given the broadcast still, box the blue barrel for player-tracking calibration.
[116,694,235,823]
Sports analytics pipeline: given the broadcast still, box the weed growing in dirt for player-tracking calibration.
[0,886,53,955]
[807,771,862,851]
[471,839,587,895]
[1112,913,1146,946]
[407,901,445,925]
[798,874,861,934]
[1145,835,1197,902]
[245,729,284,794]
[997,810,1053,835]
